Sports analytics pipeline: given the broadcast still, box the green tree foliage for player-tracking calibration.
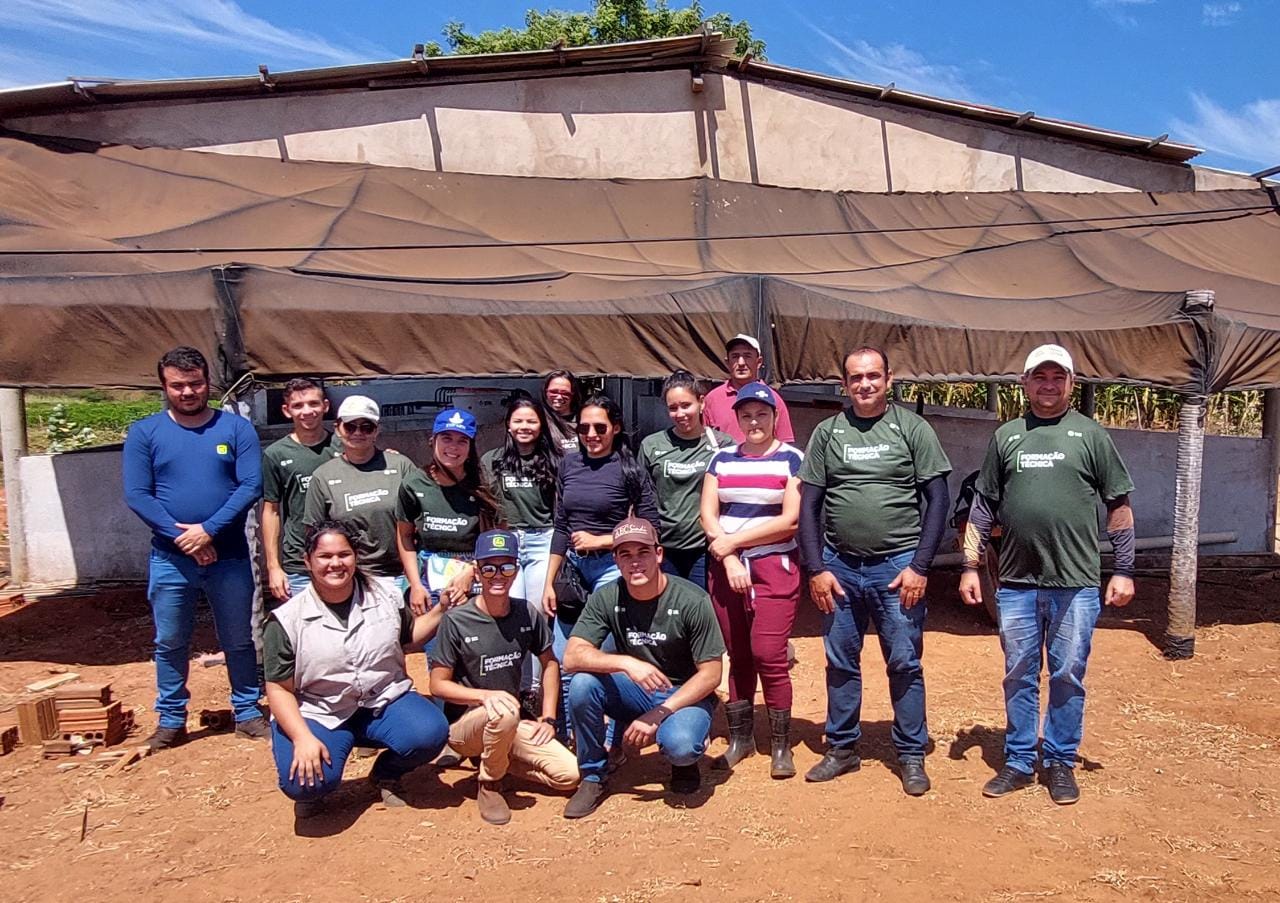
[423,0,765,59]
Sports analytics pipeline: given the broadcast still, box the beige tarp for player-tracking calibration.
[1,136,1277,390]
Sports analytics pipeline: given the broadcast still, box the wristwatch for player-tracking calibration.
[539,716,558,728]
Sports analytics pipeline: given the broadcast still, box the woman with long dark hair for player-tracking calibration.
[395,408,500,617]
[542,370,582,452]
[264,520,449,818]
[640,370,732,589]
[542,394,660,735]
[481,395,562,604]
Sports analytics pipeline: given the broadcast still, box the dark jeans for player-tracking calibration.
[270,691,449,801]
[661,545,708,589]
[820,546,928,759]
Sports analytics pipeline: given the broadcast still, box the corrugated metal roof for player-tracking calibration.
[0,33,1201,163]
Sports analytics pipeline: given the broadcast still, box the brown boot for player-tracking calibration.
[477,780,511,825]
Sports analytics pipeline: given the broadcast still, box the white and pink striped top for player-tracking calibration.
[707,442,804,558]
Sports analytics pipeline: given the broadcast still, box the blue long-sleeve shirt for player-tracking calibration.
[123,409,263,559]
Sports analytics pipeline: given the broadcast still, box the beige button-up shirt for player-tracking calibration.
[271,580,414,729]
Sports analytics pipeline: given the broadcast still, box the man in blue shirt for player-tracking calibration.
[123,347,267,750]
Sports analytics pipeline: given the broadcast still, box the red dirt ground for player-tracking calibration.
[1,572,1278,903]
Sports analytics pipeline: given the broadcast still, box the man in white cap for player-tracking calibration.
[960,344,1136,805]
[703,334,795,444]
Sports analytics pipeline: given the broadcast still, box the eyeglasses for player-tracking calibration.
[478,562,519,578]
[576,422,611,436]
[343,420,378,434]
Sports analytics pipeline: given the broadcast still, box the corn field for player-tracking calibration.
[895,382,1264,437]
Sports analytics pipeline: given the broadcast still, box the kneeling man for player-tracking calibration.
[431,530,579,825]
[562,517,725,819]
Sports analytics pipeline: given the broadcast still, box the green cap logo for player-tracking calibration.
[493,536,506,548]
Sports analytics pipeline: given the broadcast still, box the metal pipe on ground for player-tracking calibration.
[0,388,29,586]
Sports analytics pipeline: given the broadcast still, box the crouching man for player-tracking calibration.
[562,517,726,819]
[430,530,580,825]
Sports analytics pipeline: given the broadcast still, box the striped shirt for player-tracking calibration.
[707,442,804,558]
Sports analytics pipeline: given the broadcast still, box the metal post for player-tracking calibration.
[986,381,1000,415]
[0,388,29,586]
[1081,382,1097,418]
[1165,288,1214,660]
[1263,389,1280,552]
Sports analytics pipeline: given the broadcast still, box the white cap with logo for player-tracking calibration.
[335,395,381,423]
[1023,344,1074,375]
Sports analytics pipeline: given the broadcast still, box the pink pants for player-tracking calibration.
[708,551,800,709]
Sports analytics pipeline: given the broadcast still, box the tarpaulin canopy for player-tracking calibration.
[1,135,1278,390]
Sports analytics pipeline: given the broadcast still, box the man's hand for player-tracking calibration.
[808,570,846,614]
[1104,575,1135,608]
[407,583,430,617]
[481,691,521,721]
[191,546,218,567]
[524,719,555,746]
[624,659,672,693]
[622,707,665,750]
[724,555,752,594]
[289,733,331,787]
[959,569,983,607]
[174,522,212,554]
[268,565,291,602]
[707,534,738,561]
[570,531,609,553]
[889,566,927,609]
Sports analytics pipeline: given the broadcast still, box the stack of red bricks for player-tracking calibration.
[53,683,134,746]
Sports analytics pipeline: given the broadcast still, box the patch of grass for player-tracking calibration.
[23,390,161,453]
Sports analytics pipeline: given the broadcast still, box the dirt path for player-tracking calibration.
[1,575,1277,902]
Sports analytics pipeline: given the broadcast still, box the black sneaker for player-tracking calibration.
[144,725,188,751]
[899,758,931,796]
[804,747,861,783]
[234,716,271,741]
[1046,764,1080,805]
[670,762,702,794]
[982,765,1035,798]
[564,780,609,819]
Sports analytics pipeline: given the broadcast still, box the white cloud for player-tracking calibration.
[0,0,389,87]
[1171,92,1280,169]
[805,23,972,100]
[1202,2,1243,25]
[1090,0,1157,28]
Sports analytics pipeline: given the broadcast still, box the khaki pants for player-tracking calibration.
[448,706,579,789]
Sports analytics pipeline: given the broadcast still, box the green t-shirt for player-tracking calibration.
[262,595,413,683]
[798,405,952,557]
[432,597,551,721]
[976,409,1135,588]
[480,447,555,530]
[639,427,733,551]
[304,451,417,576]
[262,432,344,574]
[395,468,485,554]
[570,575,725,684]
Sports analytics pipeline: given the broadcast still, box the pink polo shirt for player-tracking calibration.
[702,379,795,444]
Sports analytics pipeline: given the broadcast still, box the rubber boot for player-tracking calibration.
[713,700,756,771]
[767,707,796,779]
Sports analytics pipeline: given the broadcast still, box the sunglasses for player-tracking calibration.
[577,422,611,436]
[343,420,378,434]
[478,562,519,578]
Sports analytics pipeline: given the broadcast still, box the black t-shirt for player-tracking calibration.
[431,597,551,721]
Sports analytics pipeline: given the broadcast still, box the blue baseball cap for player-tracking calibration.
[475,529,519,560]
[732,381,778,410]
[433,407,477,438]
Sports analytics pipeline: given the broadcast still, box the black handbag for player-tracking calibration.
[552,558,589,625]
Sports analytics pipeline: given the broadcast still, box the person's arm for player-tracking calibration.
[707,475,801,558]
[798,481,827,574]
[563,637,672,690]
[396,521,429,616]
[541,552,564,617]
[634,466,661,533]
[261,501,290,601]
[264,679,331,789]
[428,663,519,713]
[621,657,722,751]
[550,460,571,557]
[907,475,951,576]
[405,602,445,648]
[699,470,725,543]
[773,395,796,443]
[197,417,264,539]
[1104,495,1136,607]
[121,424,182,541]
[958,491,998,607]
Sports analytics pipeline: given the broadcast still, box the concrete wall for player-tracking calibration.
[18,402,1269,585]
[6,71,1247,193]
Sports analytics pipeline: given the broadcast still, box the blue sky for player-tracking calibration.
[1,0,1275,172]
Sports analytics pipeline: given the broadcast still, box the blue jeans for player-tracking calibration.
[568,672,716,781]
[286,573,311,598]
[661,546,708,589]
[821,547,928,758]
[270,691,449,801]
[552,551,620,742]
[511,527,554,603]
[147,548,261,729]
[996,585,1101,774]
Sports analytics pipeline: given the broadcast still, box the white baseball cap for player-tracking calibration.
[335,394,380,423]
[1023,344,1074,375]
[725,334,762,354]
